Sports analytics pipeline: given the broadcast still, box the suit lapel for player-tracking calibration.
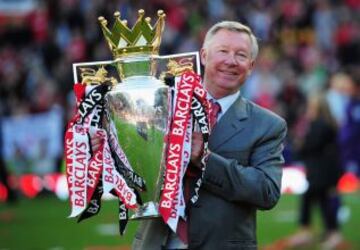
[209,96,249,151]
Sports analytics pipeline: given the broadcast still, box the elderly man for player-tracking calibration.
[133,21,287,250]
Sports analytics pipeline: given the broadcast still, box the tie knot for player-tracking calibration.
[211,100,221,114]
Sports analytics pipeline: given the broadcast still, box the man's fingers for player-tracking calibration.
[91,137,101,152]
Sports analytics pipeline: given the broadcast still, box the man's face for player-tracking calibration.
[201,29,254,98]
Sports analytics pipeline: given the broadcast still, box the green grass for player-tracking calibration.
[0,192,358,250]
[258,193,360,249]
[0,196,137,250]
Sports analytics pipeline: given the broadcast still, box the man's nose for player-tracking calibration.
[224,52,238,65]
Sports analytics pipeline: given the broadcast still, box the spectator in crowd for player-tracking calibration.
[338,70,360,177]
[326,72,355,126]
[282,93,345,249]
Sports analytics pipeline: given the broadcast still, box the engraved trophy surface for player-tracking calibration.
[106,56,168,219]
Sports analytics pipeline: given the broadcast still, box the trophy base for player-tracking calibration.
[130,202,160,220]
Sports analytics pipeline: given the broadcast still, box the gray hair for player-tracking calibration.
[202,21,259,61]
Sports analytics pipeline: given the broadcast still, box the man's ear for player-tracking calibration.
[200,48,207,66]
[248,60,255,76]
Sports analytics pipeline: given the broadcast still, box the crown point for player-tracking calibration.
[98,9,166,58]
[98,16,107,25]
[157,10,165,17]
[138,9,145,16]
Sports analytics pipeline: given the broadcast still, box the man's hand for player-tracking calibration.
[89,130,102,153]
[191,132,204,168]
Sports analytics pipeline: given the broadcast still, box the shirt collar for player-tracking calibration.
[208,91,240,118]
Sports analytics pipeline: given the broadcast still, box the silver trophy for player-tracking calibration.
[106,55,169,219]
[73,10,200,219]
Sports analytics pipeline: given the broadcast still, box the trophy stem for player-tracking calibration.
[130,202,160,220]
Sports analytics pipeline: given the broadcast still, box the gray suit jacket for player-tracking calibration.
[132,96,287,250]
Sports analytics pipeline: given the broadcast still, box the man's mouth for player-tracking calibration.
[218,69,239,77]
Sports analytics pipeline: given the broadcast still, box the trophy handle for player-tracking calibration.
[72,52,201,85]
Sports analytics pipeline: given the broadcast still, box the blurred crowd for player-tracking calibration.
[0,0,359,248]
[0,0,359,171]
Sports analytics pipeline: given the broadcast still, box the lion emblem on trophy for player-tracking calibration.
[80,66,117,85]
[166,58,194,76]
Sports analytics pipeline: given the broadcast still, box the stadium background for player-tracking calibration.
[0,0,359,249]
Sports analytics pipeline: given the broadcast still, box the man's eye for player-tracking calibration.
[236,53,248,59]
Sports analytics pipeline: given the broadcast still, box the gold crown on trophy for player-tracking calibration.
[98,9,166,58]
